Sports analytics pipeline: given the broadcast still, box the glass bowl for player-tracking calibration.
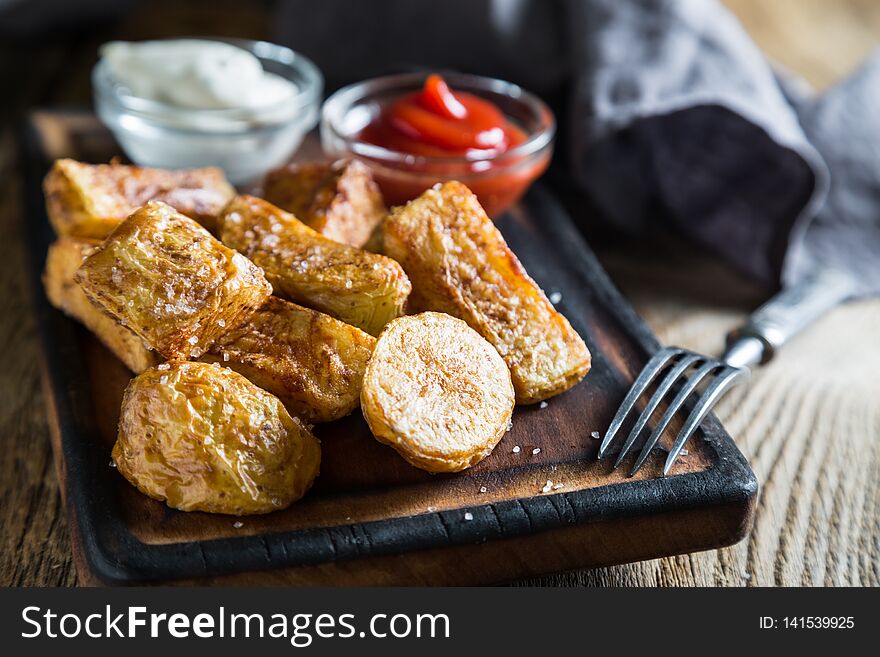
[93,38,323,185]
[320,72,555,217]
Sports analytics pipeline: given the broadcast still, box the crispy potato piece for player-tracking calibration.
[43,158,235,238]
[114,361,320,515]
[361,312,514,473]
[220,195,410,336]
[43,237,161,373]
[263,159,386,248]
[384,182,591,404]
[75,201,271,359]
[201,297,376,423]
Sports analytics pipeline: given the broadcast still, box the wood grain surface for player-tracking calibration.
[1,0,878,587]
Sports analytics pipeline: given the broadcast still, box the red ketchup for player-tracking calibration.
[357,75,550,216]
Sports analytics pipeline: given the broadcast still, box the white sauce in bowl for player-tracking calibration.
[101,39,298,111]
[93,38,323,184]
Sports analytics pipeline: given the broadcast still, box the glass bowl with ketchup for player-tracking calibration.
[320,72,555,217]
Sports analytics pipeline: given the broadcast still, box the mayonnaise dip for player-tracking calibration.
[94,38,322,184]
[100,39,298,112]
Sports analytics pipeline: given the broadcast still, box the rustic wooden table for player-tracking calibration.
[1,0,878,587]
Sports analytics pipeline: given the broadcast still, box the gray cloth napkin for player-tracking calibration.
[792,55,880,297]
[567,0,878,296]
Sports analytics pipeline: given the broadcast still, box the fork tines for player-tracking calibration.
[598,347,748,476]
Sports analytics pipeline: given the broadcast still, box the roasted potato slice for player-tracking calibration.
[75,201,271,359]
[201,297,376,423]
[114,361,320,515]
[262,159,387,248]
[44,158,235,238]
[384,182,591,404]
[220,195,410,336]
[361,312,514,473]
[43,237,161,373]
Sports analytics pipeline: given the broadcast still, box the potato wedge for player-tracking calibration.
[114,361,320,515]
[263,159,387,248]
[220,195,410,336]
[383,182,591,404]
[43,237,161,373]
[75,201,271,359]
[361,312,514,473]
[43,158,235,238]
[201,297,376,423]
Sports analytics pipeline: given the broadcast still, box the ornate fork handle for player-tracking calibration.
[723,266,857,369]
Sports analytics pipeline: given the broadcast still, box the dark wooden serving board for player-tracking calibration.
[20,110,757,586]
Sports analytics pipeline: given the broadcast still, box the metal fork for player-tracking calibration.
[598,266,855,476]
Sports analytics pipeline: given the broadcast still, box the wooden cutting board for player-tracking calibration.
[21,110,757,586]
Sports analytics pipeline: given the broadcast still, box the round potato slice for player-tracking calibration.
[361,312,514,472]
[113,361,320,515]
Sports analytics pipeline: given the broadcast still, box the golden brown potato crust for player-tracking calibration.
[43,237,161,373]
[75,201,271,359]
[220,195,410,336]
[263,159,387,248]
[361,312,514,473]
[202,297,376,423]
[43,158,235,238]
[114,361,320,515]
[384,182,591,404]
